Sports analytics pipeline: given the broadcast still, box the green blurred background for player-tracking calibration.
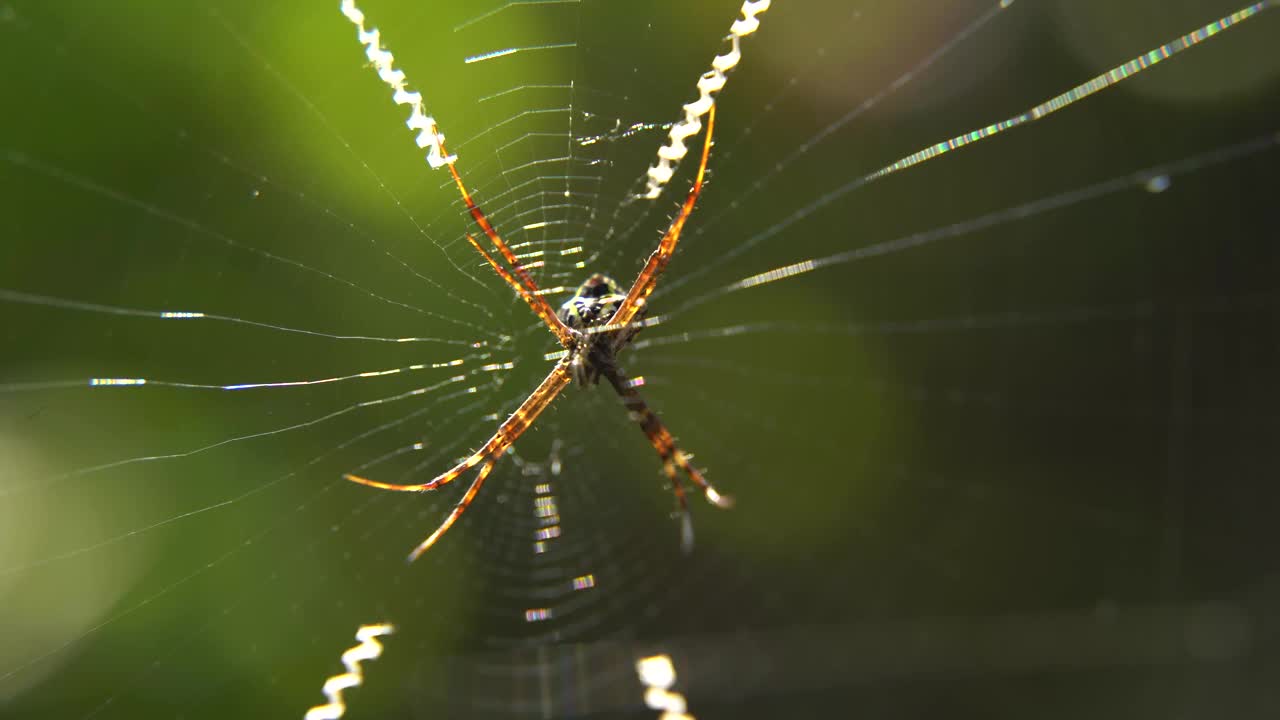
[1,0,1278,717]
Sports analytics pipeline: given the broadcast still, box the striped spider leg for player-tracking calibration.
[346,104,728,560]
[345,357,572,562]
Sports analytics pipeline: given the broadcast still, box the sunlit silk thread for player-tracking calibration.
[666,1,1278,304]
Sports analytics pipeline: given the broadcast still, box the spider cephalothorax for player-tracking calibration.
[558,274,644,387]
[558,273,625,331]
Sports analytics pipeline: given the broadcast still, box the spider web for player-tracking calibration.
[1,0,1278,717]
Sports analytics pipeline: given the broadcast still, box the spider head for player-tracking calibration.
[557,273,626,332]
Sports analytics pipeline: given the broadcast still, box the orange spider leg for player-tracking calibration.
[406,453,501,562]
[602,367,731,550]
[345,358,572,493]
[610,102,716,332]
[442,147,574,349]
[466,234,573,342]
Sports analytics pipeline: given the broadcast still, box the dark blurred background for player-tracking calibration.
[1,0,1278,717]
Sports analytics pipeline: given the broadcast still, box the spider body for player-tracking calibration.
[558,274,644,387]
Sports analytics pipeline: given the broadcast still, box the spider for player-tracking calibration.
[345,104,732,561]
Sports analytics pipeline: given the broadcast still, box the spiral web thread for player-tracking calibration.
[303,623,396,720]
[641,0,772,199]
[339,0,457,168]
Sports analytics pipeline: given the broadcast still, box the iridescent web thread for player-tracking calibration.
[867,2,1276,182]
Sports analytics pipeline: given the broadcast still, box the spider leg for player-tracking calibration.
[443,151,574,348]
[602,367,731,551]
[609,102,716,333]
[656,455,696,554]
[406,453,501,562]
[345,359,573,492]
[466,235,578,344]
